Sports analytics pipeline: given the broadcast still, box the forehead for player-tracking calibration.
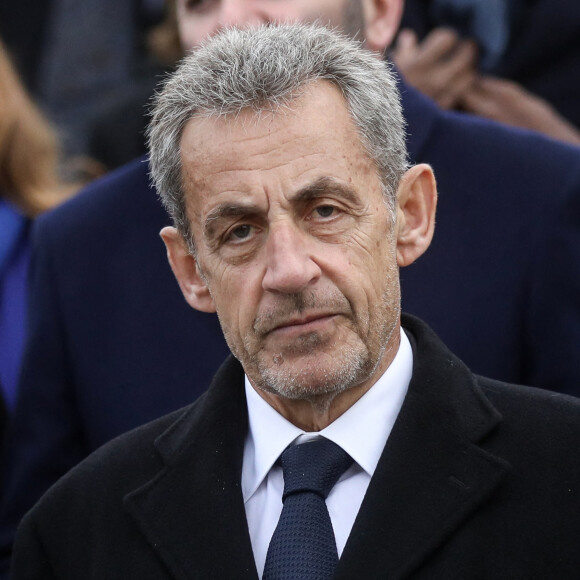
[178,81,378,221]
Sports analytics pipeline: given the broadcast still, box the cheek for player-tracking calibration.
[339,236,397,303]
[208,266,262,337]
[342,220,395,272]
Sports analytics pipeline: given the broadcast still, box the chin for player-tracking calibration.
[254,346,374,402]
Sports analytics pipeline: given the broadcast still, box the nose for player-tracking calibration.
[216,0,269,31]
[262,222,322,295]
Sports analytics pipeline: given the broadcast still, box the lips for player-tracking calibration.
[253,291,352,337]
[269,312,339,335]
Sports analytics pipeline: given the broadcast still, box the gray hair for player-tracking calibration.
[148,23,408,247]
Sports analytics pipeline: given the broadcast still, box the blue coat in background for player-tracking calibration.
[1,80,580,572]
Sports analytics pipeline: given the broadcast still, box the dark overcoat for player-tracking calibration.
[10,315,580,579]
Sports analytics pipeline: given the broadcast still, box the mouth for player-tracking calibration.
[269,313,340,337]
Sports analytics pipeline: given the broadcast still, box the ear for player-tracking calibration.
[361,0,403,54]
[160,226,216,313]
[395,163,437,267]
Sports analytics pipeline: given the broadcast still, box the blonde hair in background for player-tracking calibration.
[0,39,76,217]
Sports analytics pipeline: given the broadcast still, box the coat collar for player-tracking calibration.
[124,314,508,579]
[124,357,259,579]
[336,315,508,579]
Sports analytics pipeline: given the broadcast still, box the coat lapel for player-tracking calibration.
[124,356,259,580]
[336,315,510,580]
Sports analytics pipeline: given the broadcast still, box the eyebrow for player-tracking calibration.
[202,177,360,239]
[203,203,259,240]
[292,176,360,206]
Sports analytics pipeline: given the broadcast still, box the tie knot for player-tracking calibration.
[280,438,353,501]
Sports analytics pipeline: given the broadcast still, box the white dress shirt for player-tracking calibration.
[242,328,413,577]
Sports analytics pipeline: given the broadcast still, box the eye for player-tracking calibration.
[313,205,338,219]
[227,224,254,242]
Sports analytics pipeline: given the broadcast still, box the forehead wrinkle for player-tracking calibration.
[188,109,336,164]
[202,175,364,241]
[188,148,332,201]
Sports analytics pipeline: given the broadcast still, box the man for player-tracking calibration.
[10,25,580,578]
[3,0,580,572]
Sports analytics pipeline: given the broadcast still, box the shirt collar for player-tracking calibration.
[242,328,413,502]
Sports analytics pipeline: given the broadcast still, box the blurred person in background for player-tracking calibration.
[0,0,169,171]
[85,0,178,170]
[0,0,50,94]
[0,40,84,424]
[392,0,580,145]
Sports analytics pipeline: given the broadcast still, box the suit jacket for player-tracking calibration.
[3,80,580,573]
[10,315,580,579]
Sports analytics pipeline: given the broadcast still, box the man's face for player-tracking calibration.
[179,81,402,402]
[176,0,365,51]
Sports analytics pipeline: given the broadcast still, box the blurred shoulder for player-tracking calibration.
[440,107,580,172]
[34,156,162,241]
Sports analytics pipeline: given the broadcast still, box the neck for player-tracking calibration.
[254,384,368,431]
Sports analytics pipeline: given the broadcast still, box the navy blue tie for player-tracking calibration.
[262,438,353,580]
